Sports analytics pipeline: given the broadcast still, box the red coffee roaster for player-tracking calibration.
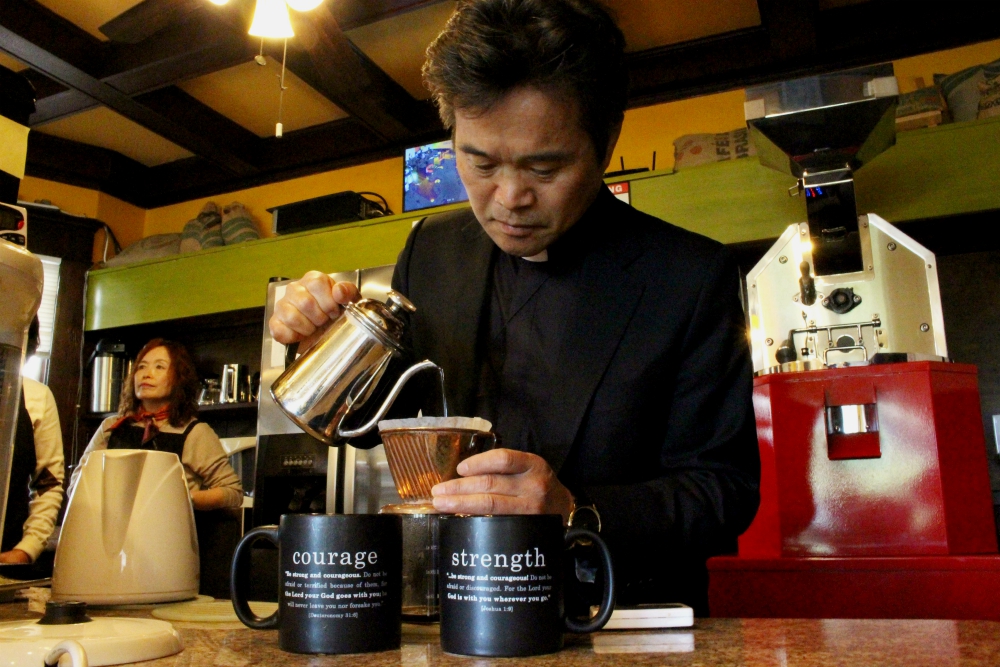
[708,65,1000,620]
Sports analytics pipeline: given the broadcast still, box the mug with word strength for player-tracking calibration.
[438,514,615,656]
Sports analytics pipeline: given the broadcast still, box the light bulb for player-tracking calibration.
[248,0,295,39]
[207,0,229,5]
[286,0,323,10]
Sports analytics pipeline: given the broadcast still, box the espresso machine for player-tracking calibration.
[709,65,1000,619]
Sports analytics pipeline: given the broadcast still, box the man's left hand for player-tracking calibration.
[431,449,574,523]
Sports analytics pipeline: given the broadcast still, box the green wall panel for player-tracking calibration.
[628,115,1000,245]
[629,159,802,244]
[86,118,1000,330]
[855,116,1000,221]
[87,217,418,330]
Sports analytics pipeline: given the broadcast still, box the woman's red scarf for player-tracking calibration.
[109,406,171,444]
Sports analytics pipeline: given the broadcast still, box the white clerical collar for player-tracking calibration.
[522,249,549,262]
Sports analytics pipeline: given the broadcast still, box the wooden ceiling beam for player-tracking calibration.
[31,31,255,125]
[138,118,401,208]
[0,0,102,77]
[98,0,447,45]
[626,1,1000,108]
[135,86,262,164]
[756,0,817,60]
[25,132,150,204]
[1,14,258,176]
[335,0,450,31]
[281,5,441,143]
[99,0,204,44]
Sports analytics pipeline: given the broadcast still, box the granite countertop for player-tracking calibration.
[3,601,1000,666]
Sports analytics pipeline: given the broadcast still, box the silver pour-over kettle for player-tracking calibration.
[270,290,445,444]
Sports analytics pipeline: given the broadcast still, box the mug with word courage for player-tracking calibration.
[230,513,402,654]
[438,514,615,657]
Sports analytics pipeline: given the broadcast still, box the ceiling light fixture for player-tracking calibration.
[285,0,323,11]
[248,0,295,39]
[233,0,325,138]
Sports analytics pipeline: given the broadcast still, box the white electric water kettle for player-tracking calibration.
[52,449,200,604]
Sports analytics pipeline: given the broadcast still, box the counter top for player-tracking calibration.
[3,601,1000,666]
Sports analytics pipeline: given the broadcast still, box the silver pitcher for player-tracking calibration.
[270,290,446,444]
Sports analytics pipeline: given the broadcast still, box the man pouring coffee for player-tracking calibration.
[271,0,760,614]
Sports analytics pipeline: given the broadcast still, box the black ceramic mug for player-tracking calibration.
[230,513,402,654]
[438,515,615,657]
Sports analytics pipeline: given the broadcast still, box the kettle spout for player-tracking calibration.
[101,450,147,557]
[337,360,447,439]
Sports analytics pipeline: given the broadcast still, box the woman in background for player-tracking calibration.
[71,338,241,510]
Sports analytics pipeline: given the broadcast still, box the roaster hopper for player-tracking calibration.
[744,64,947,374]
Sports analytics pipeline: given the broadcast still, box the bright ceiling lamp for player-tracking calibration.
[286,0,323,11]
[207,0,229,5]
[248,0,295,39]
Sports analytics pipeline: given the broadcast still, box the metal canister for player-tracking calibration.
[89,341,130,413]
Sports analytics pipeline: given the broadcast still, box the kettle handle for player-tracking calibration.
[337,359,447,439]
[45,641,88,667]
[231,526,281,629]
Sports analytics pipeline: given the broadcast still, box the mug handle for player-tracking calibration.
[563,528,616,633]
[230,525,281,629]
[470,430,498,454]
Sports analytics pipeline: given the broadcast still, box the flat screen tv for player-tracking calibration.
[403,140,469,213]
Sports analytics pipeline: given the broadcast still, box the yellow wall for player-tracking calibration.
[143,157,402,238]
[18,176,100,217]
[611,90,746,174]
[609,38,1000,174]
[18,175,146,261]
[894,39,1000,92]
[18,38,1000,249]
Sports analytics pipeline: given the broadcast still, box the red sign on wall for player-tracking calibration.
[607,181,630,205]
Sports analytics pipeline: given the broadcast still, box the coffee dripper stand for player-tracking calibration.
[377,426,498,622]
[380,502,440,622]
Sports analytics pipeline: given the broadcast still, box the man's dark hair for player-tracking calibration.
[423,0,628,162]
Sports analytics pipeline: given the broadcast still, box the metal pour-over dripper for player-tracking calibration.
[378,417,496,505]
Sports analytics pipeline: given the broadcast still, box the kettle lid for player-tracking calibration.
[346,290,416,352]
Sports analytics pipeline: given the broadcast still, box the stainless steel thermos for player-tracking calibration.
[89,340,130,413]
[220,363,251,403]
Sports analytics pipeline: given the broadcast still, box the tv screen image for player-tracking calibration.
[403,140,469,213]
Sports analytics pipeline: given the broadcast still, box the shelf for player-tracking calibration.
[197,402,258,414]
[630,116,1000,245]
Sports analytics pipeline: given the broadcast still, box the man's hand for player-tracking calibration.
[269,271,361,350]
[0,549,31,564]
[431,449,574,523]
